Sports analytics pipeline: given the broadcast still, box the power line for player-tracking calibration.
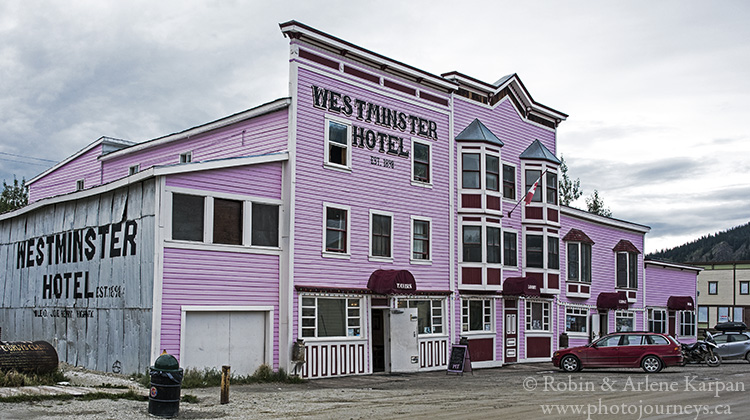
[0,151,57,163]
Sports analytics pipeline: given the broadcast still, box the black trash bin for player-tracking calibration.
[148,352,184,418]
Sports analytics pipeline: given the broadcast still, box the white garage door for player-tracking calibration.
[182,310,267,376]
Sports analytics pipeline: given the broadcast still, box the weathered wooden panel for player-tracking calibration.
[0,180,156,374]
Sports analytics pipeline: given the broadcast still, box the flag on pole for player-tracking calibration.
[524,176,541,205]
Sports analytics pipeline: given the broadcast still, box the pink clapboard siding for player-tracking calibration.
[28,143,103,203]
[160,248,281,366]
[165,161,283,199]
[558,212,646,346]
[644,264,697,308]
[101,109,289,184]
[291,61,452,293]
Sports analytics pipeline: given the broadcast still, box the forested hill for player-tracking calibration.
[647,222,750,263]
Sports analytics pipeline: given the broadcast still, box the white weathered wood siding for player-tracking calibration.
[0,180,156,374]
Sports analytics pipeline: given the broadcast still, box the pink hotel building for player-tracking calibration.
[0,21,701,377]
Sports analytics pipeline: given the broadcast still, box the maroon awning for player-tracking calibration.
[367,270,416,294]
[667,296,694,311]
[597,291,628,310]
[502,277,541,296]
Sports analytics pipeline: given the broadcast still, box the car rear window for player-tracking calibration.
[649,335,668,345]
[729,334,750,342]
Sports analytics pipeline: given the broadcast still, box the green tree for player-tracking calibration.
[558,155,582,206]
[0,177,29,213]
[585,189,612,217]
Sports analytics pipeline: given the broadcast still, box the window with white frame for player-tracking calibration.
[462,225,482,262]
[680,311,696,336]
[128,165,140,176]
[324,205,349,254]
[524,169,542,203]
[172,193,205,241]
[171,193,280,247]
[718,306,730,322]
[567,242,592,283]
[526,301,550,331]
[546,172,558,205]
[502,164,516,200]
[179,151,192,163]
[616,252,638,289]
[565,307,588,333]
[487,226,501,264]
[462,153,481,189]
[462,298,493,332]
[325,118,351,169]
[411,217,431,261]
[615,311,635,332]
[526,234,544,268]
[398,299,444,335]
[648,309,667,334]
[76,179,85,191]
[503,231,517,267]
[370,211,393,258]
[486,155,499,192]
[412,140,431,184]
[548,236,559,270]
[301,297,361,338]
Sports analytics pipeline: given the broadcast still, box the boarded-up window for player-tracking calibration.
[252,203,279,247]
[172,194,204,241]
[214,198,243,245]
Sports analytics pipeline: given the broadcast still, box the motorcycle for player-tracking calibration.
[681,332,721,367]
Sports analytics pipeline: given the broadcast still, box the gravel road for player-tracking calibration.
[2,361,750,419]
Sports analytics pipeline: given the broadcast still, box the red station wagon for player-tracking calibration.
[552,332,683,373]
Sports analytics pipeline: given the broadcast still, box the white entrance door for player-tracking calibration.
[182,310,267,376]
[389,308,419,373]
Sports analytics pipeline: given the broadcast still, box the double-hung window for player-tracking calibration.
[398,299,444,335]
[412,140,431,184]
[616,252,638,288]
[648,309,667,334]
[546,172,558,204]
[325,118,351,169]
[462,226,482,262]
[486,226,501,264]
[526,234,544,268]
[526,301,550,331]
[411,217,431,261]
[462,299,492,332]
[503,231,517,267]
[502,164,516,200]
[485,155,499,192]
[524,169,542,203]
[462,153,481,189]
[370,211,393,259]
[324,205,349,254]
[301,297,361,338]
[567,243,592,282]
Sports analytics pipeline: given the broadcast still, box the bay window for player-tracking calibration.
[463,226,482,262]
[462,153,481,189]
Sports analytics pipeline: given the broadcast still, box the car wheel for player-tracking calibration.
[560,355,580,372]
[641,355,663,373]
[745,352,750,363]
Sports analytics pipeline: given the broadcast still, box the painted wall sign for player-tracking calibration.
[14,220,138,301]
[311,85,441,161]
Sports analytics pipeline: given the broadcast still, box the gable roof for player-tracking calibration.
[455,119,503,146]
[519,139,560,164]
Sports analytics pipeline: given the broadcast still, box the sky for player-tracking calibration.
[1,0,748,253]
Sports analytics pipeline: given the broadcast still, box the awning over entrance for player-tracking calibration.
[596,291,628,310]
[502,277,541,296]
[367,270,416,294]
[667,296,694,311]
